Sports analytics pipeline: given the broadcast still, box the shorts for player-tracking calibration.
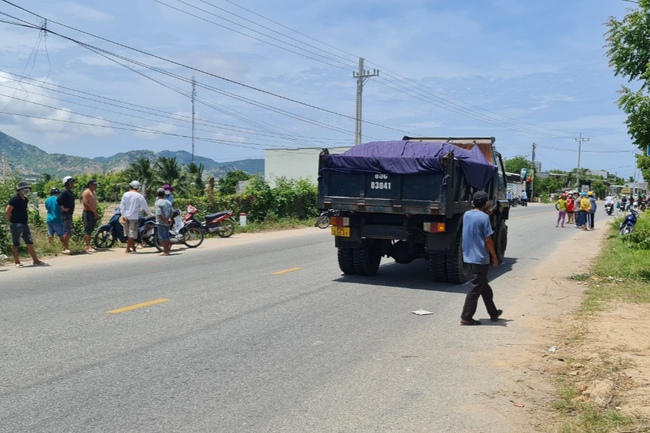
[82,211,97,235]
[120,217,139,239]
[62,213,73,236]
[47,221,65,238]
[10,223,34,246]
[156,224,170,241]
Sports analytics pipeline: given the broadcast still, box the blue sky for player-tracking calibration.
[0,0,640,180]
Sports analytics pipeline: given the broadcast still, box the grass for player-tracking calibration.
[550,211,650,433]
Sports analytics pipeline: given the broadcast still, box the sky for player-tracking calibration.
[0,0,642,180]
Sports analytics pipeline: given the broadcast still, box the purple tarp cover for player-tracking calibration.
[323,140,496,191]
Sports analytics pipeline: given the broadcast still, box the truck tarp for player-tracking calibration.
[322,140,497,191]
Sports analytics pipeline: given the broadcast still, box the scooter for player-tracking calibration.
[619,209,639,235]
[93,208,157,249]
[153,208,204,251]
[605,202,614,216]
[194,206,237,238]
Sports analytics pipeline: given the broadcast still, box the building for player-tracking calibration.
[265,146,352,187]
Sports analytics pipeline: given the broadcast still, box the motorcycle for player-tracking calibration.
[153,208,204,251]
[315,209,339,229]
[191,205,236,238]
[93,208,157,249]
[605,202,614,216]
[619,209,639,235]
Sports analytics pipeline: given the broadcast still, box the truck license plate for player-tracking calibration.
[331,226,350,237]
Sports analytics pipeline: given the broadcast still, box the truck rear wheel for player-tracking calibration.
[428,253,448,282]
[353,247,381,276]
[446,233,469,284]
[337,248,357,275]
[495,223,508,263]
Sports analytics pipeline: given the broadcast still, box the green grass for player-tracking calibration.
[550,211,650,432]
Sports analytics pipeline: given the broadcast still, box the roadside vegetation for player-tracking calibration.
[550,212,650,433]
[0,160,319,259]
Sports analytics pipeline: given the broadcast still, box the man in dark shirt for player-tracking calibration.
[56,175,76,254]
[5,181,45,267]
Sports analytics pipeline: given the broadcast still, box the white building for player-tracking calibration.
[265,146,352,187]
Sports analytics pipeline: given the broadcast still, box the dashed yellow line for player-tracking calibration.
[107,298,170,314]
[272,267,301,275]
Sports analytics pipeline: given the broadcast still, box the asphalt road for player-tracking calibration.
[0,204,591,432]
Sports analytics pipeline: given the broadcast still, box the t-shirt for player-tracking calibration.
[56,188,75,215]
[8,194,29,224]
[155,198,172,225]
[556,198,567,211]
[462,209,493,265]
[589,197,597,213]
[579,197,591,212]
[566,197,574,212]
[45,195,62,223]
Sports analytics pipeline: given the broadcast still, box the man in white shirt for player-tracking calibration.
[119,180,153,253]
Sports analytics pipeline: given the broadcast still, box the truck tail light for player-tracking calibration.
[330,216,349,227]
[423,222,445,233]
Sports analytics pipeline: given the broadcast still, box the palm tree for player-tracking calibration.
[126,157,155,199]
[154,157,181,187]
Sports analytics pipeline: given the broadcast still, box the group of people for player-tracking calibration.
[5,178,177,267]
[555,191,597,230]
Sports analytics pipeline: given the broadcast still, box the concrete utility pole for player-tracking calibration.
[353,57,379,145]
[191,76,196,163]
[575,133,589,190]
[531,143,536,201]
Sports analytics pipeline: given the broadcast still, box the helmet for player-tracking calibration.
[62,176,75,185]
[129,180,141,190]
[588,191,594,196]
[581,192,587,197]
[50,187,60,194]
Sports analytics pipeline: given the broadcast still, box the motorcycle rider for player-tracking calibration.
[604,194,614,215]
[119,181,154,254]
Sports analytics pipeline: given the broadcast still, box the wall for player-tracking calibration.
[265,146,352,187]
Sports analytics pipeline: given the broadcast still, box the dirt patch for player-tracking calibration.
[499,219,650,429]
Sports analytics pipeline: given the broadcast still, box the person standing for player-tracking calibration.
[5,181,46,267]
[521,190,528,206]
[460,191,502,326]
[57,176,76,254]
[566,193,575,224]
[162,184,174,204]
[119,180,153,254]
[588,191,597,230]
[556,193,567,227]
[45,188,65,247]
[506,189,513,207]
[154,188,173,256]
[578,192,591,231]
[81,179,100,253]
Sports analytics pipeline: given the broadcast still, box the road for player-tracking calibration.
[0,204,585,432]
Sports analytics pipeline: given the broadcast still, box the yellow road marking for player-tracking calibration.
[272,267,301,275]
[107,298,170,314]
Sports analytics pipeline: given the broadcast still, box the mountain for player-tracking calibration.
[0,131,264,178]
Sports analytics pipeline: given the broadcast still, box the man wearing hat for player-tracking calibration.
[459,190,502,326]
[57,176,76,254]
[4,181,46,267]
[81,179,100,253]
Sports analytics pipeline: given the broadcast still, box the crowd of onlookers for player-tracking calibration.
[553,191,646,231]
[5,177,177,267]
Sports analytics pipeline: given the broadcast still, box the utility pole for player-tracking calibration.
[191,76,196,163]
[575,133,589,190]
[531,143,536,202]
[353,57,379,145]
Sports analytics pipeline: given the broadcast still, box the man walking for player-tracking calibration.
[5,181,46,267]
[119,180,153,254]
[57,176,76,254]
[81,179,100,253]
[460,191,502,326]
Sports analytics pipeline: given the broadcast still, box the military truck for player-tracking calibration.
[317,137,510,283]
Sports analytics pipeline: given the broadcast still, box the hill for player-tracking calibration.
[0,131,264,178]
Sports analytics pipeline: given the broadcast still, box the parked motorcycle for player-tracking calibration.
[94,208,157,249]
[153,208,204,251]
[619,209,639,235]
[191,205,236,238]
[315,209,339,229]
[605,202,614,216]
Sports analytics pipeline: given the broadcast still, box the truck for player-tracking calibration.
[317,137,510,283]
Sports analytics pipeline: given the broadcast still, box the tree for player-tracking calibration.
[154,156,182,187]
[125,157,155,199]
[218,170,250,195]
[606,1,650,155]
[504,155,532,174]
